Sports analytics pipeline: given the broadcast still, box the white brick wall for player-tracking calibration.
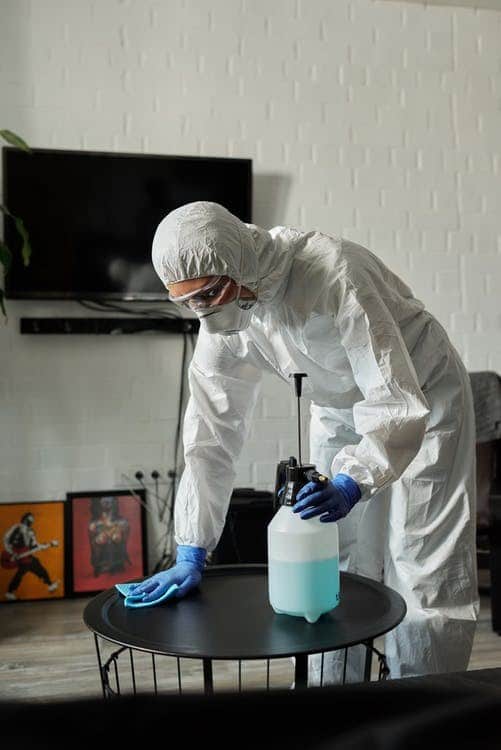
[1,0,500,566]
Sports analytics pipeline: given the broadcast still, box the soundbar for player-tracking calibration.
[20,317,200,335]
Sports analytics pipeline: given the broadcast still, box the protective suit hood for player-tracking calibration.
[151,201,296,304]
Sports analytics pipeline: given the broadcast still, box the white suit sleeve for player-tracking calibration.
[174,328,263,552]
[330,273,430,499]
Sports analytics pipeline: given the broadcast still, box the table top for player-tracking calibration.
[83,565,406,660]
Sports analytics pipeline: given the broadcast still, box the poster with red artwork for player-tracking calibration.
[66,490,147,595]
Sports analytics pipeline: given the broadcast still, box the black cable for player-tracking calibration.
[164,331,191,564]
[172,331,188,489]
[133,471,165,529]
[165,474,176,534]
[152,472,176,572]
[151,332,191,572]
[152,472,160,508]
[87,302,197,572]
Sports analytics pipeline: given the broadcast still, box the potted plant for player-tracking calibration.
[0,129,32,318]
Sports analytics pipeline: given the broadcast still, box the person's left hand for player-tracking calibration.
[293,474,361,522]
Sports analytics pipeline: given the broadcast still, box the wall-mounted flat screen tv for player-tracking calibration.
[2,147,252,300]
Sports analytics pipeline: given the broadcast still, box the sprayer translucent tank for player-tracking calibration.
[267,505,340,623]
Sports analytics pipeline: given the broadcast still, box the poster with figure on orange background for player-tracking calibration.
[0,501,65,602]
[66,490,147,596]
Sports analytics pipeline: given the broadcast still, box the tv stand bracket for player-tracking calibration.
[20,317,200,335]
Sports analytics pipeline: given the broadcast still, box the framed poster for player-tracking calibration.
[0,501,65,602]
[66,489,147,596]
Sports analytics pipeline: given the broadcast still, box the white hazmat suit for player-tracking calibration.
[152,201,479,681]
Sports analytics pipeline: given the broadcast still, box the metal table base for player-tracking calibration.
[93,634,391,698]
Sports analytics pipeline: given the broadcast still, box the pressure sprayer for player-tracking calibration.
[267,372,340,623]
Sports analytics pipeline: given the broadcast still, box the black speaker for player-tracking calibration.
[211,488,275,565]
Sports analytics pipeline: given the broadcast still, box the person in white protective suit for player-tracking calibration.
[126,200,479,681]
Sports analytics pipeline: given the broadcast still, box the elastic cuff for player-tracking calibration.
[176,544,207,572]
[333,473,362,505]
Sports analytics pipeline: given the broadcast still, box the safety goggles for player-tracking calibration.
[168,276,234,311]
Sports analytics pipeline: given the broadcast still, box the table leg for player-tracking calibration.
[294,654,308,689]
[93,634,106,699]
[203,658,214,694]
[363,639,373,681]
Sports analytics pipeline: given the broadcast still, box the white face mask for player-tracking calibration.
[198,297,255,335]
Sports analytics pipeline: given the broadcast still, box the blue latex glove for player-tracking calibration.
[120,545,206,608]
[119,581,180,608]
[293,473,361,522]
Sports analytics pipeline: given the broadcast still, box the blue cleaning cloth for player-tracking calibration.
[115,582,138,596]
[115,581,179,608]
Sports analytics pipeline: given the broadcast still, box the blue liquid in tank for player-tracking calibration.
[268,557,340,622]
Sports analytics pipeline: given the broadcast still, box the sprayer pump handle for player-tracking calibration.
[291,372,308,398]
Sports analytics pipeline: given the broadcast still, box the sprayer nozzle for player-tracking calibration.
[290,372,308,398]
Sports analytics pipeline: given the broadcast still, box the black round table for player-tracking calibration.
[84,565,406,696]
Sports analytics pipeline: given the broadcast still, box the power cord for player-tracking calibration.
[120,471,174,561]
[112,318,198,573]
[132,470,166,516]
[151,470,177,572]
[149,329,193,573]
[119,474,154,519]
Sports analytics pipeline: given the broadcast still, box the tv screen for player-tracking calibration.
[2,148,252,300]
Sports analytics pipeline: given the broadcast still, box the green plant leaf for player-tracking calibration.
[0,207,32,265]
[13,216,31,266]
[0,288,6,320]
[0,130,31,152]
[0,241,13,273]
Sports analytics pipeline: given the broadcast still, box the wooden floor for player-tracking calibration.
[1,590,500,702]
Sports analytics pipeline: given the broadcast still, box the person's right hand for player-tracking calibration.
[126,545,206,605]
